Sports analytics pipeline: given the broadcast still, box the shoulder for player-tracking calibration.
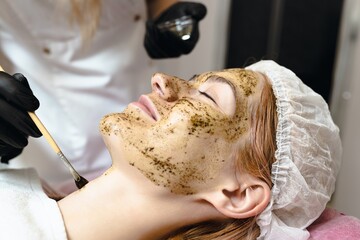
[0,167,67,240]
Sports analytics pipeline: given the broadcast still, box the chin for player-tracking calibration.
[99,113,125,136]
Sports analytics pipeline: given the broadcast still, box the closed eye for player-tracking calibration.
[199,90,216,104]
[197,76,236,116]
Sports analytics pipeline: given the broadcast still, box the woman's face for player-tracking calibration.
[100,69,264,195]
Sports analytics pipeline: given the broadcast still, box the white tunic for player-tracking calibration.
[0,0,156,193]
[0,164,67,240]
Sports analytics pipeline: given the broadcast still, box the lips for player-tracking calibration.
[131,95,159,121]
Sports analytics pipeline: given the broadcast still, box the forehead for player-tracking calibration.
[193,69,260,96]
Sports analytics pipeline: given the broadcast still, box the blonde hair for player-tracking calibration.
[164,75,278,240]
[68,0,102,41]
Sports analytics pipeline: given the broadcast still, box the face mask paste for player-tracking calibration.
[100,69,259,195]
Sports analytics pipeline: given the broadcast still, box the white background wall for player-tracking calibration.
[329,0,360,219]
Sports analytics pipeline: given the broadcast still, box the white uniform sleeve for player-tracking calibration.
[0,164,67,240]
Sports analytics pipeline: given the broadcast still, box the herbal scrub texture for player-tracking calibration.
[100,69,260,194]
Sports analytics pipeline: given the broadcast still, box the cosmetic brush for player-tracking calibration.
[0,66,88,189]
[27,112,89,189]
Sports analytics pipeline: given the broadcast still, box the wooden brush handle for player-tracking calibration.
[27,112,61,154]
[0,65,60,154]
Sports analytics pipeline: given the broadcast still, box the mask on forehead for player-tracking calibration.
[100,69,261,194]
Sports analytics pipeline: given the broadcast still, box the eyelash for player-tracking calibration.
[199,90,216,104]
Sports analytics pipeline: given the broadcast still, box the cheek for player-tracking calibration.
[169,138,234,195]
[103,100,248,195]
[148,115,235,194]
[169,101,227,135]
[147,137,233,195]
[124,117,232,195]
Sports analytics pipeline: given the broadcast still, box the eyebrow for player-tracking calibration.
[205,76,236,96]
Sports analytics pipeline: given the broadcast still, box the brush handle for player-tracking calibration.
[27,112,61,153]
[27,111,81,181]
[0,65,87,187]
[0,65,61,154]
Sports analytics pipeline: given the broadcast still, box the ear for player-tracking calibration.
[202,173,271,219]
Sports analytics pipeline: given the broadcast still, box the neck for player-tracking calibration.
[58,166,216,240]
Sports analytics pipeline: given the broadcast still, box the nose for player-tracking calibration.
[151,73,187,102]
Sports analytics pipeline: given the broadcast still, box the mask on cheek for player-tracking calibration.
[104,99,246,195]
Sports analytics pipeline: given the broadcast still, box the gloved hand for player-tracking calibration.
[144,1,207,59]
[0,72,42,163]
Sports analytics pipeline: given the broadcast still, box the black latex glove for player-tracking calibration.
[144,1,207,59]
[0,72,42,163]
